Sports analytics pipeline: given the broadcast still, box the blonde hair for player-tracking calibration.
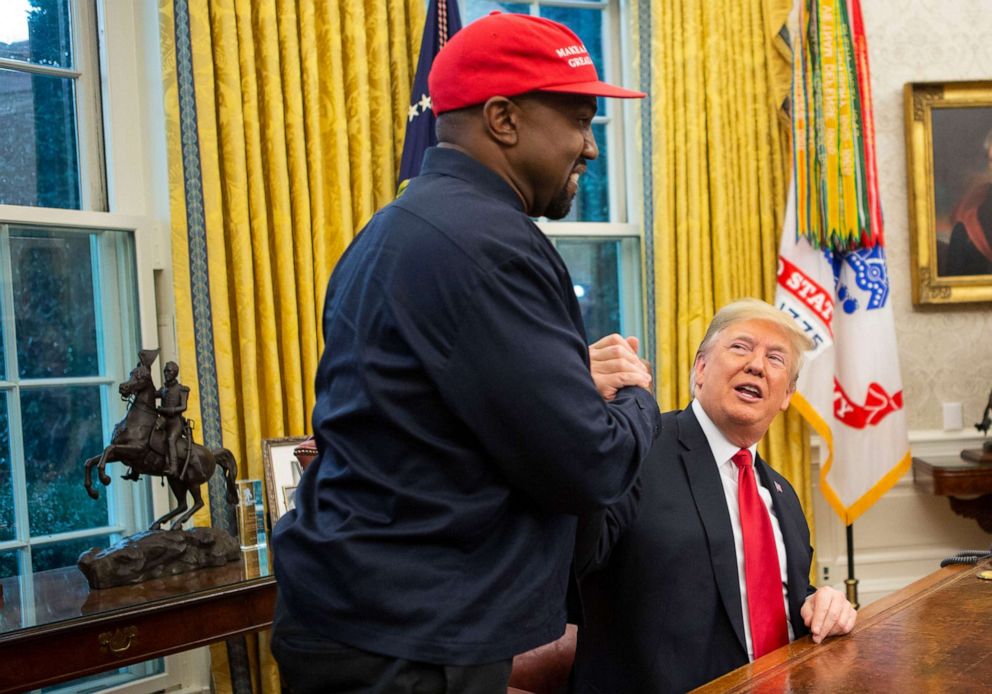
[688,298,815,397]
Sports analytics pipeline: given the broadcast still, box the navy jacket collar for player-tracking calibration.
[418,146,524,213]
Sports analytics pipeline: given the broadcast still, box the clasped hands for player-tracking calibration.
[589,334,652,401]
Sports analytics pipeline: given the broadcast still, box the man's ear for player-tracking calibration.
[692,354,705,392]
[779,381,797,412]
[780,388,794,413]
[481,96,518,146]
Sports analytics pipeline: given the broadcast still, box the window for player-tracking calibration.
[0,0,105,210]
[0,219,144,582]
[551,234,642,343]
[0,211,160,692]
[461,1,645,343]
[0,0,150,582]
[0,1,179,691]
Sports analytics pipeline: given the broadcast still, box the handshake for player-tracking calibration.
[589,334,653,401]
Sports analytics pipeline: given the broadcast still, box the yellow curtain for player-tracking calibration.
[634,0,814,536]
[159,0,424,691]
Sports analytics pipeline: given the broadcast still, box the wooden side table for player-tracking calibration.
[913,454,992,532]
[0,548,275,693]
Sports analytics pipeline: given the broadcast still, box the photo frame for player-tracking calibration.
[904,81,992,304]
[262,436,308,526]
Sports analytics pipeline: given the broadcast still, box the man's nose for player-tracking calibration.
[583,130,599,161]
[744,353,765,376]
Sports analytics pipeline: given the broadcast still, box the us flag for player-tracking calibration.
[397,0,462,193]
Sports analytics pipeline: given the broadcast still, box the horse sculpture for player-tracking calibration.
[83,357,239,530]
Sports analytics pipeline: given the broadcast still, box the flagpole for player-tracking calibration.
[845,523,860,608]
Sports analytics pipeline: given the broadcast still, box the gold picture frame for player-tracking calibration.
[261,436,308,526]
[904,81,992,304]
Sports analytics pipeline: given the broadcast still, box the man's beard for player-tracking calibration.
[542,160,585,220]
[543,185,574,220]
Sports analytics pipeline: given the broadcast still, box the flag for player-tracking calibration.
[775,0,910,524]
[397,0,462,193]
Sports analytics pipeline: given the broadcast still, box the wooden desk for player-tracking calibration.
[0,549,275,694]
[692,560,992,692]
[913,454,992,532]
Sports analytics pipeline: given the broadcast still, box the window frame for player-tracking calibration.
[0,0,200,689]
[0,205,153,588]
[450,0,644,344]
[512,0,647,345]
[0,0,107,211]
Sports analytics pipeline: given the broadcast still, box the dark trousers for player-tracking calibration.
[271,592,512,694]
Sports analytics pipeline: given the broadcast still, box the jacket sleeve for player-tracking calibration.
[434,255,660,515]
[573,474,642,577]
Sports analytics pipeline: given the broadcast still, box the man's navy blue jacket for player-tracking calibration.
[272,146,659,665]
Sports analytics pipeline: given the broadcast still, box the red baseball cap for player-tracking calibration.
[429,12,645,114]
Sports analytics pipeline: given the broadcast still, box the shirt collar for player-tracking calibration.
[417,146,525,213]
[690,399,758,468]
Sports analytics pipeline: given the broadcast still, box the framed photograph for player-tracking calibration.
[905,81,992,304]
[235,479,267,548]
[262,436,308,526]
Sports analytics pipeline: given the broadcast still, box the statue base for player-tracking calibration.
[961,447,992,464]
[78,527,240,590]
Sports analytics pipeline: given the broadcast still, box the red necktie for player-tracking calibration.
[732,448,789,659]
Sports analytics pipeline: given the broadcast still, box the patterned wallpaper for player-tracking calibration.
[862,0,992,431]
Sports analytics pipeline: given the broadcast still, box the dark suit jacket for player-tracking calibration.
[571,408,815,693]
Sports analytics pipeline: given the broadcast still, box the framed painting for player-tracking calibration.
[905,81,992,304]
[262,436,308,526]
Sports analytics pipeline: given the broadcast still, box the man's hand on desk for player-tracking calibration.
[801,586,857,644]
[589,334,652,401]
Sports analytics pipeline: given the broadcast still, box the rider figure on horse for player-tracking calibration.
[88,350,239,529]
[157,361,191,477]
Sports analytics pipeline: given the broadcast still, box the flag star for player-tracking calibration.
[419,93,432,112]
[407,103,419,122]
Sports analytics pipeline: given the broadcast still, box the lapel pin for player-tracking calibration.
[774,481,783,494]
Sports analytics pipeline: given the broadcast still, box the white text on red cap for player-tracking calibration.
[555,44,592,68]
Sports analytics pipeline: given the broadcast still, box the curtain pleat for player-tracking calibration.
[160,0,424,690]
[637,0,815,542]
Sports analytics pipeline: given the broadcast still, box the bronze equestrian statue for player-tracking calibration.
[83,350,239,530]
[977,387,992,453]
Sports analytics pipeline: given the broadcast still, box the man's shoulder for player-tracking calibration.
[387,182,550,279]
[657,407,696,439]
[641,408,693,463]
[404,184,530,236]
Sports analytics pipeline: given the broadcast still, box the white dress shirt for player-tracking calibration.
[691,399,795,661]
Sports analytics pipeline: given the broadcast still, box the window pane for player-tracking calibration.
[0,394,13,542]
[0,292,6,378]
[10,228,98,378]
[554,238,623,341]
[23,386,107,536]
[571,123,609,222]
[32,532,112,572]
[0,549,18,579]
[542,6,606,115]
[0,0,73,68]
[0,69,80,209]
